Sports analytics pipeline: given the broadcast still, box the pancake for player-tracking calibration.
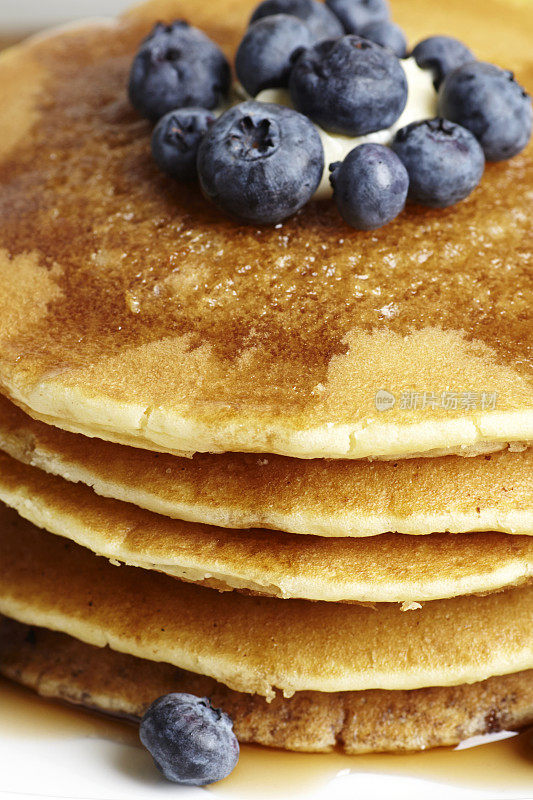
[0,452,531,603]
[0,0,532,461]
[1,397,531,538]
[0,508,531,699]
[1,618,532,754]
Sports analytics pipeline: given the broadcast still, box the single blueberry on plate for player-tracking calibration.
[361,20,407,57]
[438,61,532,161]
[392,118,485,207]
[330,143,409,229]
[325,0,389,34]
[151,108,215,181]
[236,14,315,96]
[411,36,474,89]
[249,0,344,40]
[128,20,231,120]
[289,36,407,136]
[139,693,239,786]
[197,101,324,224]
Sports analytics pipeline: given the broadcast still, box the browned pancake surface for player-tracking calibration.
[0,396,531,537]
[0,506,531,697]
[0,451,532,602]
[0,0,531,458]
[1,617,532,753]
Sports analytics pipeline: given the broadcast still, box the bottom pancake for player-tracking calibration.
[1,616,531,754]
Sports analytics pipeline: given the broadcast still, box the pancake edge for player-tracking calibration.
[1,616,532,754]
[0,465,532,603]
[7,388,533,461]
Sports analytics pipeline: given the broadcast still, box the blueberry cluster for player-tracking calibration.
[129,1,532,230]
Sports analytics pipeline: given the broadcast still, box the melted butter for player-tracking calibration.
[1,677,531,798]
[255,57,438,199]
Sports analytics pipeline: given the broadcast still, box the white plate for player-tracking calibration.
[0,2,131,32]
[2,679,532,800]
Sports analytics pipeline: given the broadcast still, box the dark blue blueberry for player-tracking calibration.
[361,20,407,58]
[249,0,343,40]
[330,143,409,229]
[128,21,231,121]
[438,62,532,161]
[412,36,474,89]
[236,14,314,96]
[151,108,215,181]
[139,693,239,786]
[392,118,485,208]
[197,101,324,224]
[325,0,389,34]
[289,36,407,136]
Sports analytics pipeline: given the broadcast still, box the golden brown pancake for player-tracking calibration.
[0,452,531,602]
[0,0,531,460]
[1,617,532,753]
[1,396,531,538]
[0,507,531,698]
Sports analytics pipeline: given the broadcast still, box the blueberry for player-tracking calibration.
[139,693,239,786]
[236,15,315,96]
[289,36,407,136]
[151,108,215,181]
[128,21,231,121]
[249,0,344,40]
[411,36,474,89]
[330,143,409,229]
[438,62,532,161]
[197,101,324,224]
[325,0,389,34]
[392,118,485,208]
[361,20,407,58]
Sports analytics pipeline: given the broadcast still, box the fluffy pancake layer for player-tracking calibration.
[0,397,531,538]
[1,617,532,754]
[0,0,531,459]
[0,506,531,699]
[0,452,531,603]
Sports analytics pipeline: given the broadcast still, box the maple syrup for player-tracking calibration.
[0,675,138,746]
[211,733,533,798]
[1,676,531,797]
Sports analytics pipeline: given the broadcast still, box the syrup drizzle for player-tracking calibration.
[1,677,531,798]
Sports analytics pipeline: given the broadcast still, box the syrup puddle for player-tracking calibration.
[1,677,532,798]
[211,733,533,798]
[0,675,139,745]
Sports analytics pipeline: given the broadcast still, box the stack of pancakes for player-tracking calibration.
[0,0,531,755]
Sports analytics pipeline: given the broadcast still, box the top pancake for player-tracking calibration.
[0,0,531,459]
